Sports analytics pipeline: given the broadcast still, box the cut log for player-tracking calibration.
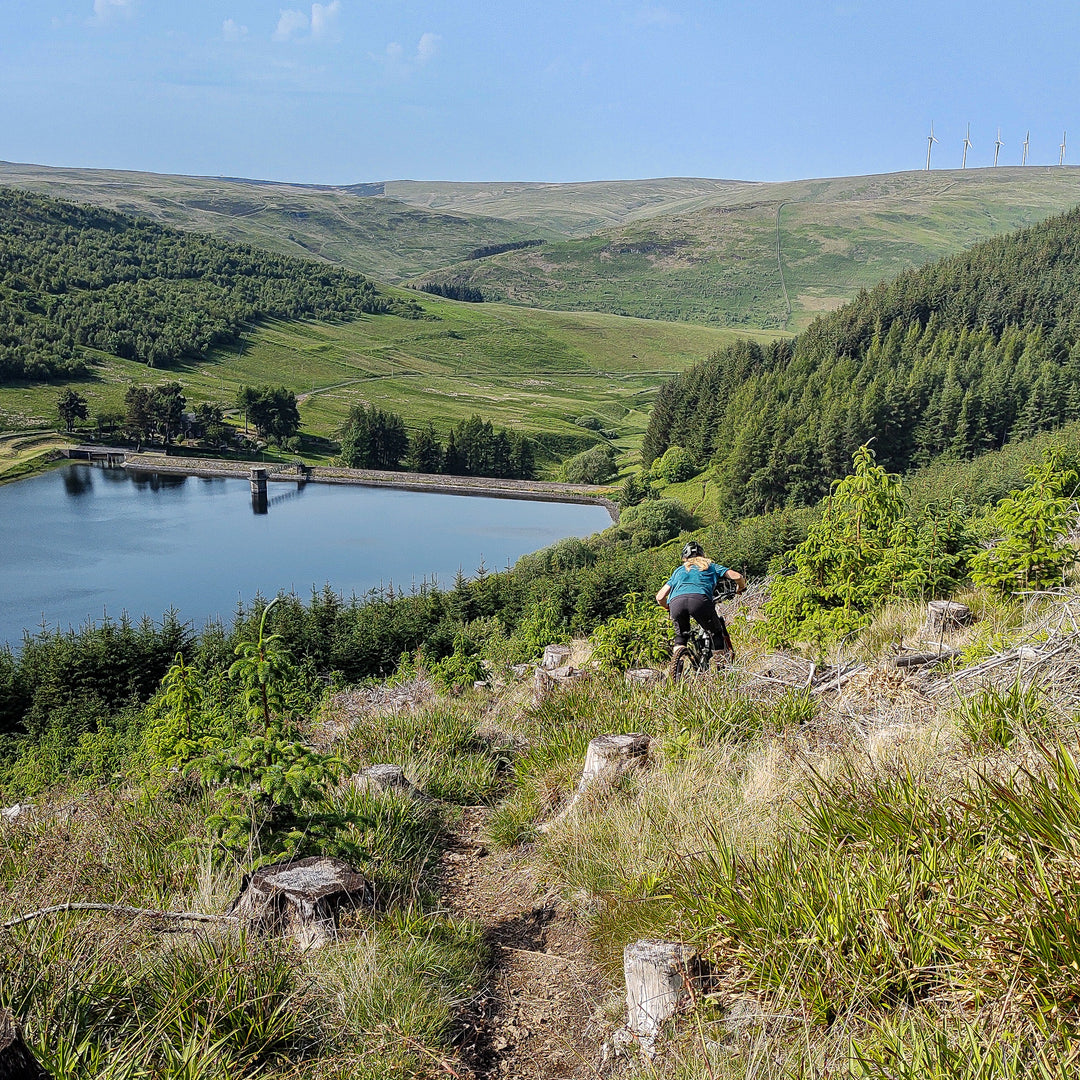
[893,648,959,669]
[229,856,373,950]
[926,600,972,635]
[538,733,650,831]
[349,764,426,800]
[624,668,661,687]
[541,645,572,670]
[624,940,706,1051]
[0,1010,51,1079]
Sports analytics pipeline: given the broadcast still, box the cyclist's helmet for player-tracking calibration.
[681,540,705,561]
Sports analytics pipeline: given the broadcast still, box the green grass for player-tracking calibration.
[0,163,535,282]
[0,295,767,466]
[9,163,1080,332]
[407,167,1080,331]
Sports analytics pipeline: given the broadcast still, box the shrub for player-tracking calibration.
[574,415,604,431]
[970,448,1080,594]
[619,498,693,550]
[765,445,973,652]
[430,638,487,691]
[561,444,617,485]
[590,593,672,672]
[651,445,698,484]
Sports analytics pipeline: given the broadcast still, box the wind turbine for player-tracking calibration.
[962,123,973,168]
[925,122,939,170]
[994,127,1004,166]
[1060,131,1068,165]
[1022,130,1030,165]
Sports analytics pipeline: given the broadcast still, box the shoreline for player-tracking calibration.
[107,451,621,522]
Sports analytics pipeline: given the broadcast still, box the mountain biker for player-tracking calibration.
[656,541,745,673]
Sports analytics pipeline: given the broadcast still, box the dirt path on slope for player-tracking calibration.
[438,807,615,1080]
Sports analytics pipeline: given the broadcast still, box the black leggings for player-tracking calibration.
[669,593,729,650]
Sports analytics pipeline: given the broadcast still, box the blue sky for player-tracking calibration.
[4,1,1079,185]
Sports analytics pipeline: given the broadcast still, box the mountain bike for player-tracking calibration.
[669,579,737,679]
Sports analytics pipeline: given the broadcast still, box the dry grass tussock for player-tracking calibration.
[11,590,1080,1077]
[518,590,1080,1076]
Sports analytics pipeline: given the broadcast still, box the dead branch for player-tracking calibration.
[893,648,959,669]
[2,903,240,931]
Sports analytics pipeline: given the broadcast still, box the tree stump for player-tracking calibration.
[541,644,572,670]
[532,664,588,707]
[229,856,373,950]
[533,667,556,706]
[580,733,651,786]
[926,600,972,635]
[538,733,651,831]
[350,764,426,800]
[624,940,705,1053]
[0,1010,51,1079]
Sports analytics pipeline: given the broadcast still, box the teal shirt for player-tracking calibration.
[666,561,728,600]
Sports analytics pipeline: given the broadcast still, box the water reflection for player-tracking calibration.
[130,472,187,492]
[98,465,133,486]
[0,463,611,647]
[251,490,268,515]
[267,482,306,508]
[62,467,93,497]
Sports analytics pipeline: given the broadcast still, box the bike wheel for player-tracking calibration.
[669,646,689,679]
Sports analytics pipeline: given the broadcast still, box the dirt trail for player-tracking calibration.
[438,807,614,1080]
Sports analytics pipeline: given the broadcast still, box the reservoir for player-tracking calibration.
[0,464,612,647]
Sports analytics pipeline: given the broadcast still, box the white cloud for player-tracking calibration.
[416,31,440,64]
[222,18,248,42]
[91,0,135,23]
[379,32,441,74]
[274,3,342,43]
[310,0,341,40]
[273,8,310,42]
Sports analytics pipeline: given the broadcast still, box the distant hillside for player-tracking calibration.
[0,188,415,382]
[0,261,763,464]
[7,162,1080,331]
[407,168,1080,329]
[642,205,1080,516]
[382,177,755,235]
[0,162,534,282]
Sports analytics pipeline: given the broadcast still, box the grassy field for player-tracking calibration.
[408,167,1080,330]
[0,162,536,282]
[382,177,757,235]
[0,295,768,468]
[6,163,1080,331]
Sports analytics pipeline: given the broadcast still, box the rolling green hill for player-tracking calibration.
[642,204,1080,515]
[7,163,1080,331]
[0,289,766,467]
[0,162,535,282]
[407,167,1080,329]
[0,188,415,382]
[382,177,755,235]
